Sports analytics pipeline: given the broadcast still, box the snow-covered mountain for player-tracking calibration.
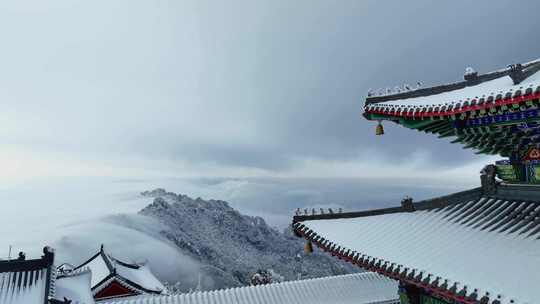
[139,188,358,291]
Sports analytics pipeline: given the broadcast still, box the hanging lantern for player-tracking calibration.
[375,120,385,136]
[304,241,313,254]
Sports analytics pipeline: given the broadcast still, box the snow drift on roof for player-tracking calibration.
[55,268,95,304]
[296,196,540,304]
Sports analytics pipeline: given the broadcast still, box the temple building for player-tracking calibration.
[63,245,165,301]
[293,58,540,304]
[0,246,165,304]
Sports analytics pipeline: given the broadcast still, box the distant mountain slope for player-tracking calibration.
[139,188,358,290]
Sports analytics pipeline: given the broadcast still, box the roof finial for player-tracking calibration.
[508,63,524,85]
[401,196,414,212]
[367,88,374,97]
[464,67,478,81]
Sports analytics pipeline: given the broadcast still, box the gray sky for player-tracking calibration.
[2,0,540,182]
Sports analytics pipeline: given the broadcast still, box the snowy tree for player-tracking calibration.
[249,269,283,285]
[250,270,272,285]
[163,281,182,295]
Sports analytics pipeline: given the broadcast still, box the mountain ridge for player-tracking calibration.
[139,188,358,290]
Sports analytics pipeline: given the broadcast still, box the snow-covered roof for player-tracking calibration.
[74,246,164,296]
[111,259,164,294]
[364,58,540,118]
[100,272,399,304]
[0,247,55,304]
[0,269,49,304]
[55,268,95,304]
[79,252,110,288]
[293,190,540,304]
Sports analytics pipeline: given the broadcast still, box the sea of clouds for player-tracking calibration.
[0,175,471,285]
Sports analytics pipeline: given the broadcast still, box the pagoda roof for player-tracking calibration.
[362,58,540,158]
[99,272,399,304]
[73,245,165,298]
[292,185,540,304]
[0,247,55,304]
[364,58,540,118]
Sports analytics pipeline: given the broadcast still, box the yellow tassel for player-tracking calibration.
[304,241,313,254]
[375,121,384,135]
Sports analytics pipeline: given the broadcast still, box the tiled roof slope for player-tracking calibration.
[0,247,55,304]
[100,272,399,304]
[293,185,540,304]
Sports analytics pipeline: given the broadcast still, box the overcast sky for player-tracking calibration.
[2,0,540,183]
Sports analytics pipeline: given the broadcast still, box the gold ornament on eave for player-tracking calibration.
[304,241,313,254]
[375,120,384,136]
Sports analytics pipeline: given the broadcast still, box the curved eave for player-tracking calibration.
[364,92,540,120]
[293,222,480,304]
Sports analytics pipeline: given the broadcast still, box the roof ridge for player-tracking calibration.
[57,266,92,279]
[293,187,484,224]
[366,57,540,104]
[100,249,116,274]
[73,250,102,271]
[0,247,55,273]
[293,206,404,223]
[108,255,141,269]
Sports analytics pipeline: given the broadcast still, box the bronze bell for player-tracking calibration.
[375,121,384,135]
[304,241,313,254]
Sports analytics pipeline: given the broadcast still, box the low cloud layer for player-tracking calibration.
[54,215,202,284]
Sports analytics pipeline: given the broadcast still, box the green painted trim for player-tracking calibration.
[400,119,437,130]
[438,129,456,138]
[428,123,452,134]
[366,113,395,121]
[450,136,465,144]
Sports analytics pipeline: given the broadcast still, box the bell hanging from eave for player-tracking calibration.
[375,120,384,136]
[304,240,313,254]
